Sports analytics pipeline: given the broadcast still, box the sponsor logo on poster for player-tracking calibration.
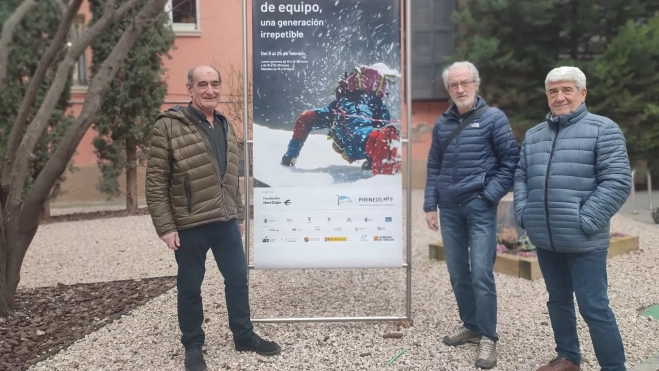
[337,195,353,205]
[304,237,322,242]
[385,217,392,222]
[262,236,276,243]
[373,236,394,242]
[360,235,368,241]
[325,237,347,242]
[358,196,394,206]
[263,196,284,205]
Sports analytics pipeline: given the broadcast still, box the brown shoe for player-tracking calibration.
[537,356,580,371]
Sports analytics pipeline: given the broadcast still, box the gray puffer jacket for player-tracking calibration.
[513,104,632,253]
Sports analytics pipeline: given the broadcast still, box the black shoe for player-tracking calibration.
[184,347,207,371]
[281,155,297,166]
[235,333,282,356]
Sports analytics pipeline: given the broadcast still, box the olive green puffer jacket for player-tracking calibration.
[145,105,244,237]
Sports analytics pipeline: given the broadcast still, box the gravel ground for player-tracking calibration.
[22,190,659,371]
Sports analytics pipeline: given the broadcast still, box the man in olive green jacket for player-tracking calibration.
[145,65,280,371]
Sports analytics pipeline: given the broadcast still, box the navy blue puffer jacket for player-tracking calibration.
[423,96,520,210]
[513,104,632,253]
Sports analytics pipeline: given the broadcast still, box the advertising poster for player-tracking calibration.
[252,0,403,269]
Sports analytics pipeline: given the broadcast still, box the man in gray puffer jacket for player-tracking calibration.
[514,66,631,371]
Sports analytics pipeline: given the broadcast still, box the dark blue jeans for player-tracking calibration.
[175,220,254,350]
[536,248,626,370]
[439,197,498,341]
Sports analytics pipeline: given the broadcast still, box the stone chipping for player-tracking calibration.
[21,190,659,370]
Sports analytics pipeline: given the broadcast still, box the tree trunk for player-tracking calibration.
[0,206,10,317]
[0,0,169,319]
[0,273,10,317]
[40,200,51,221]
[125,135,138,213]
[0,216,38,317]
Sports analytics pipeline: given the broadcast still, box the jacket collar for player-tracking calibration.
[546,103,588,129]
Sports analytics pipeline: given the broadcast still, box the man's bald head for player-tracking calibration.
[187,65,222,86]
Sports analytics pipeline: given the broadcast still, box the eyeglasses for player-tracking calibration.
[448,80,477,91]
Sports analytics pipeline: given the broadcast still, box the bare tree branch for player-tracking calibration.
[4,0,148,214]
[0,0,37,91]
[21,0,170,227]
[0,0,84,196]
[68,0,144,59]
[0,0,38,94]
[49,0,79,45]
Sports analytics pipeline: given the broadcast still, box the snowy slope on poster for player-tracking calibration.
[253,123,401,188]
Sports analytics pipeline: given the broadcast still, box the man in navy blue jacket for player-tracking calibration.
[424,61,519,369]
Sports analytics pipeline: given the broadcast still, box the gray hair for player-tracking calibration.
[545,66,586,91]
[187,66,222,85]
[442,61,480,89]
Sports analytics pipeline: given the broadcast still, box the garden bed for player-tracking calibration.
[429,232,640,280]
[0,276,176,371]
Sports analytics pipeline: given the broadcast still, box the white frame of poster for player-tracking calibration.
[240,0,413,324]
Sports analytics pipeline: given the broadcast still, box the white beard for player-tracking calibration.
[455,97,475,110]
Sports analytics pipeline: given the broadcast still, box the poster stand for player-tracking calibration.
[240,0,413,324]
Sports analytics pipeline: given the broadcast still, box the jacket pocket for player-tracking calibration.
[184,176,192,213]
[518,203,527,229]
[577,197,589,234]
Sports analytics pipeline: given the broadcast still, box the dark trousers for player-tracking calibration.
[439,197,499,341]
[536,248,626,370]
[175,220,253,350]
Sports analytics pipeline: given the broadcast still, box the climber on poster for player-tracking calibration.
[280,63,402,176]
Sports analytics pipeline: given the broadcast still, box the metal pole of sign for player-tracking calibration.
[630,169,654,215]
[404,0,413,322]
[241,0,251,284]
[245,0,413,325]
[647,170,653,210]
[631,169,638,214]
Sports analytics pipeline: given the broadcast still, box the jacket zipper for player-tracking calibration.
[453,118,460,186]
[184,176,192,213]
[452,108,474,205]
[544,125,559,251]
[182,109,230,219]
[449,119,462,184]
